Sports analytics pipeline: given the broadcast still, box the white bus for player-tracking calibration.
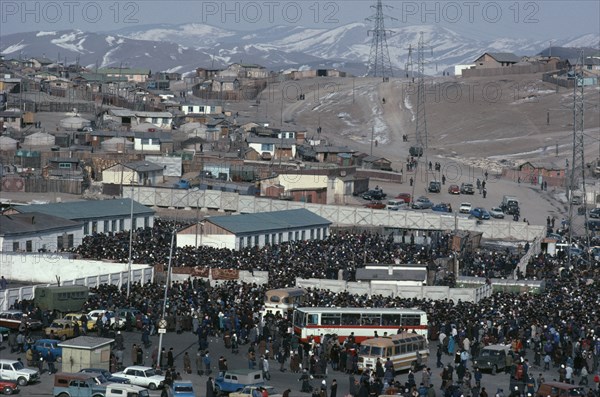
[292,307,428,343]
[358,332,429,373]
[262,287,307,317]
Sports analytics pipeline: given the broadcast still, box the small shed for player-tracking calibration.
[58,336,114,372]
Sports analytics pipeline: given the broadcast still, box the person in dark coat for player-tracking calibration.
[167,348,174,368]
[330,379,338,397]
[206,377,215,397]
[358,380,369,397]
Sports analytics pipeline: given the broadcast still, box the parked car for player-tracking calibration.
[361,189,386,201]
[53,372,106,397]
[0,311,42,331]
[409,146,423,157]
[0,379,18,395]
[88,310,126,330]
[113,366,164,390]
[459,203,472,214]
[589,208,600,218]
[470,207,491,220]
[45,319,76,340]
[63,313,94,331]
[32,339,63,360]
[460,183,475,195]
[448,184,460,194]
[536,381,585,397]
[587,220,600,231]
[428,181,441,193]
[364,201,386,209]
[386,200,408,211]
[0,359,40,386]
[395,193,412,203]
[431,203,452,213]
[105,383,149,397]
[79,368,130,384]
[215,370,264,396]
[473,344,511,374]
[165,381,196,397]
[412,197,434,209]
[489,207,505,219]
[230,386,283,397]
[0,326,9,340]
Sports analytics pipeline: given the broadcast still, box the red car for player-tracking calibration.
[0,379,18,395]
[448,184,460,194]
[396,193,412,203]
[365,201,386,209]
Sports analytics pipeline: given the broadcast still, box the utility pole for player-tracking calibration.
[156,229,175,367]
[405,44,414,82]
[566,50,591,267]
[370,126,375,156]
[365,0,397,78]
[415,32,431,183]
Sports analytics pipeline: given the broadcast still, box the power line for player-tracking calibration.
[365,0,396,78]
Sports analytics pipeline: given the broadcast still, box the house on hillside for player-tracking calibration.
[314,146,356,165]
[102,161,164,186]
[246,136,297,161]
[510,160,567,187]
[97,67,150,83]
[474,52,520,68]
[44,158,84,180]
[0,110,23,131]
[133,130,173,153]
[353,153,392,171]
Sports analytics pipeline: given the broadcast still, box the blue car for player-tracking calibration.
[215,370,264,395]
[166,381,196,397]
[470,207,491,220]
[32,339,62,360]
[431,203,452,213]
[79,368,130,384]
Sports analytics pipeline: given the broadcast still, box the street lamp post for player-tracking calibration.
[156,229,175,369]
[126,185,134,297]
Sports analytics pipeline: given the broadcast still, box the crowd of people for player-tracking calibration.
[6,219,600,396]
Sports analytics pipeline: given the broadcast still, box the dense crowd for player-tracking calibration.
[8,219,600,396]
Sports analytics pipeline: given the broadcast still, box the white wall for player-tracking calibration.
[81,214,154,236]
[0,253,150,284]
[177,234,234,250]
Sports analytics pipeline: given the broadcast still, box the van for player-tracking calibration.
[0,359,40,386]
[536,381,585,397]
[386,200,407,211]
[502,195,519,208]
[105,383,150,397]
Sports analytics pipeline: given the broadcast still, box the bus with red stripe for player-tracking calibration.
[292,307,428,343]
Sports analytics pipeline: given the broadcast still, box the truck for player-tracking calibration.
[0,359,40,386]
[501,195,520,215]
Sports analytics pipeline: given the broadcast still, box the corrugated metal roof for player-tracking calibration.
[0,212,82,235]
[124,161,164,172]
[16,199,154,221]
[206,209,331,234]
[487,52,520,63]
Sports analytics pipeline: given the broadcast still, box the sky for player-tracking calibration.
[1,0,599,42]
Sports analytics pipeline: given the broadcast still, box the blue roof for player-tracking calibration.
[207,209,331,235]
[16,199,154,221]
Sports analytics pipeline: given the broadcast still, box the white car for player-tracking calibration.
[113,366,164,390]
[459,202,472,214]
[489,207,505,219]
[87,310,126,330]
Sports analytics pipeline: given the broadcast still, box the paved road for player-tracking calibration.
[1,327,585,397]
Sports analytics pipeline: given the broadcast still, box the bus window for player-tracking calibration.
[382,314,401,326]
[361,314,382,326]
[308,314,319,325]
[400,344,406,354]
[401,314,420,326]
[269,296,281,302]
[359,345,371,355]
[282,298,290,304]
[341,313,361,325]
[371,347,383,356]
[321,314,341,326]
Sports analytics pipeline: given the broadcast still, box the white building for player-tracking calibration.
[454,64,475,76]
[14,198,155,236]
[0,212,83,252]
[176,209,331,250]
[180,104,222,115]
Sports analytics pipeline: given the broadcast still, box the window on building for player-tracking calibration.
[261,143,273,151]
[92,221,98,234]
[310,229,314,240]
[187,106,194,112]
[58,162,72,169]
[112,220,117,231]
[301,230,306,240]
[13,242,19,251]
[84,223,89,235]
[132,217,137,230]
[67,234,74,248]
[323,227,327,238]
[265,234,270,245]
[278,233,283,243]
[144,217,149,228]
[254,235,259,246]
[199,106,205,112]
[317,228,321,239]
[141,138,151,145]
[57,236,64,250]
[295,231,299,240]
[288,232,293,241]
[272,234,276,244]
[104,220,109,232]
[119,219,125,231]
[152,117,158,124]
[26,240,32,252]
